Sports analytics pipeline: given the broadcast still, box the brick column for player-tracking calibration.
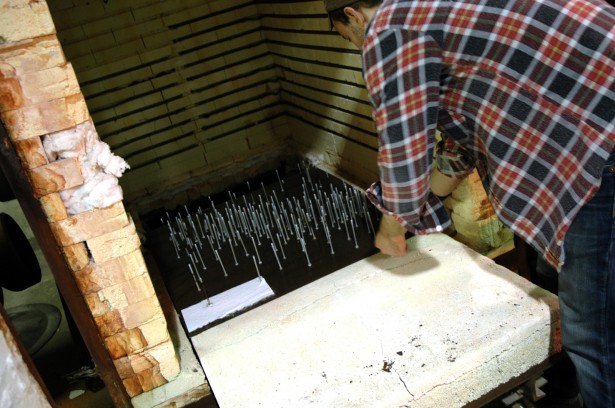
[0,0,179,398]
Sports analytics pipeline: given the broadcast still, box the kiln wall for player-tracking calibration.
[48,0,291,213]
[256,1,379,185]
[48,0,510,251]
[47,0,378,210]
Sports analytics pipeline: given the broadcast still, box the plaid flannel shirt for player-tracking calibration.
[363,0,615,268]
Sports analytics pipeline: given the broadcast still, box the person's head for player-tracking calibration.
[324,0,382,48]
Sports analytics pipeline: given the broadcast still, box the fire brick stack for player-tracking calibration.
[0,0,180,398]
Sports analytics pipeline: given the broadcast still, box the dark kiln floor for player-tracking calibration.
[144,164,381,335]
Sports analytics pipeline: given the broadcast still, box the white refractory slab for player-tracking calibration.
[181,277,274,333]
[192,234,561,408]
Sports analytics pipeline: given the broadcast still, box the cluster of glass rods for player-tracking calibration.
[161,167,377,296]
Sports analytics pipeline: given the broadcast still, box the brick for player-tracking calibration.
[56,25,85,45]
[74,264,101,295]
[47,0,74,13]
[113,92,164,118]
[138,28,170,51]
[62,242,90,271]
[156,149,208,182]
[138,317,170,348]
[246,127,277,150]
[160,360,180,383]
[0,0,56,43]
[82,11,135,38]
[69,54,96,72]
[163,6,205,26]
[150,70,181,90]
[137,365,168,393]
[131,1,184,21]
[39,192,68,222]
[105,328,148,359]
[0,75,24,113]
[87,80,153,112]
[122,375,143,397]
[84,291,112,317]
[204,135,248,165]
[98,283,129,310]
[113,17,164,44]
[121,275,157,306]
[127,349,156,374]
[1,93,89,141]
[73,253,148,295]
[60,1,106,26]
[88,107,118,128]
[118,296,164,329]
[95,38,145,63]
[51,202,129,246]
[125,342,178,388]
[12,136,48,169]
[86,219,141,264]
[140,47,176,72]
[62,32,113,58]
[113,356,133,379]
[94,249,148,286]
[147,340,180,381]
[0,35,65,74]
[28,157,84,197]
[0,63,80,111]
[94,309,125,338]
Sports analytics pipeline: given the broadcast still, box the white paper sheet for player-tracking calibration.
[181,277,274,333]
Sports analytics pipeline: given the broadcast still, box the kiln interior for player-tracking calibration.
[144,160,382,335]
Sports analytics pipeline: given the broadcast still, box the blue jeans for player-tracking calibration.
[558,152,615,408]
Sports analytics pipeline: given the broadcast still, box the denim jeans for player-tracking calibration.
[557,152,615,408]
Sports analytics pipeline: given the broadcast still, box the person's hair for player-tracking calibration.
[328,0,382,25]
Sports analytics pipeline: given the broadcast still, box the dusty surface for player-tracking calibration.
[191,234,560,408]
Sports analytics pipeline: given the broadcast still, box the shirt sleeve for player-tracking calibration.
[436,109,476,178]
[435,137,475,178]
[363,27,450,234]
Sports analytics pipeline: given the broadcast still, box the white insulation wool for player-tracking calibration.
[43,120,130,215]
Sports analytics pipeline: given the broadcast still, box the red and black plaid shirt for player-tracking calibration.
[363,0,615,268]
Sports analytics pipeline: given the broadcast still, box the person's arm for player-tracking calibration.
[431,166,462,198]
[375,213,408,256]
[432,125,476,198]
[374,168,462,256]
[363,28,450,255]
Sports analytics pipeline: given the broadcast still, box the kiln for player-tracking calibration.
[143,164,562,407]
[145,164,380,333]
[0,1,562,406]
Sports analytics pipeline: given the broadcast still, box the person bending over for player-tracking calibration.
[323,0,615,407]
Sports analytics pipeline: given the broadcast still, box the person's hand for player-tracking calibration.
[374,214,408,256]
